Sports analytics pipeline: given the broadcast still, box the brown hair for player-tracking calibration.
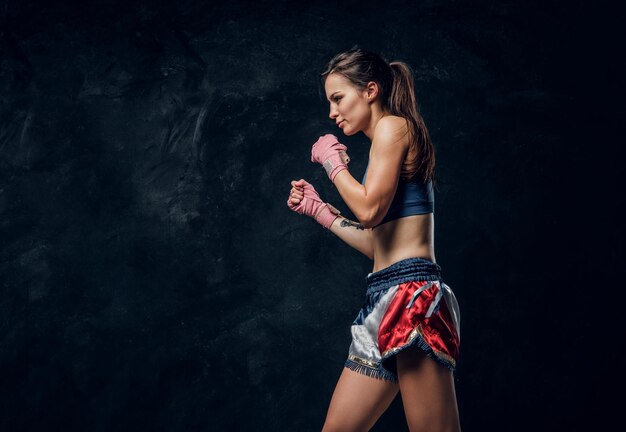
[320,46,436,184]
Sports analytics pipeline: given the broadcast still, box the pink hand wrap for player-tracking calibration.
[311,134,350,182]
[287,180,341,229]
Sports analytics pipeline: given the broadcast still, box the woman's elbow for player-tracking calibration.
[357,209,382,229]
[360,219,377,229]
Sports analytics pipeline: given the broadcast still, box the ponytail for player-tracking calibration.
[389,61,436,184]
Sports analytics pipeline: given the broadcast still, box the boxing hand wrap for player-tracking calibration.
[311,134,350,182]
[287,180,341,229]
[313,202,342,229]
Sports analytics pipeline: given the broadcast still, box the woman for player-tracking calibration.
[287,47,462,432]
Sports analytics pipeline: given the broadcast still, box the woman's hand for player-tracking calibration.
[287,179,341,229]
[310,134,350,182]
[288,180,304,206]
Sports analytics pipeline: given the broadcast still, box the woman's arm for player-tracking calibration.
[329,215,374,260]
[332,117,409,228]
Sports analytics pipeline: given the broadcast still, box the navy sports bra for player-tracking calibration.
[361,160,434,228]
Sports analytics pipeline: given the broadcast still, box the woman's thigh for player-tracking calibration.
[322,367,399,432]
[396,346,461,432]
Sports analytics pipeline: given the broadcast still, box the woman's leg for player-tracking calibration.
[396,345,461,432]
[322,367,399,432]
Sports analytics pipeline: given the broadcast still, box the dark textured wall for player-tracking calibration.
[1,0,621,430]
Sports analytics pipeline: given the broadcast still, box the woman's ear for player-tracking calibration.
[365,81,380,102]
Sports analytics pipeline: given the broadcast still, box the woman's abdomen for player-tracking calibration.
[371,213,435,272]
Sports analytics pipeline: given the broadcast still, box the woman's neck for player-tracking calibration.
[363,106,390,140]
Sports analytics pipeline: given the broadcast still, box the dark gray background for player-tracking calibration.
[1,0,622,430]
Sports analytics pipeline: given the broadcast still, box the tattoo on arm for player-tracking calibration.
[340,219,365,230]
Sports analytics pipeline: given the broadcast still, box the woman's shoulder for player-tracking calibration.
[373,115,410,150]
[375,115,409,138]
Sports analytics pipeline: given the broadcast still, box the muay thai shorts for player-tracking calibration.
[344,257,461,382]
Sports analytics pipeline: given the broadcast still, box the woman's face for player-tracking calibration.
[324,73,372,136]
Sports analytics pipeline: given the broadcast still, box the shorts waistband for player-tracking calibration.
[366,257,442,293]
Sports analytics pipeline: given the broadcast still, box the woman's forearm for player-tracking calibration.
[328,215,374,260]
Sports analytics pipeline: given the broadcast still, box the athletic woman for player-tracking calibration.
[287,47,462,432]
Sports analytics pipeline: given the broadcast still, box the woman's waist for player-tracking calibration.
[372,243,435,273]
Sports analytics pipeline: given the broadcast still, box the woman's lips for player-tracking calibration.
[338,120,345,127]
